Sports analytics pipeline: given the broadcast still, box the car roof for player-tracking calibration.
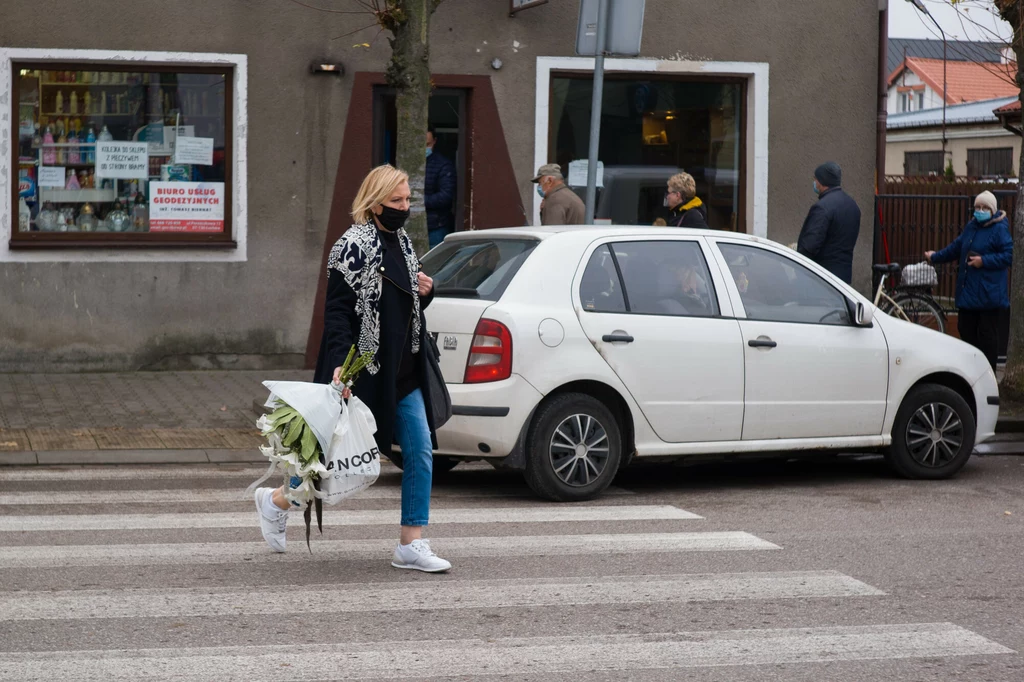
[446,225,772,245]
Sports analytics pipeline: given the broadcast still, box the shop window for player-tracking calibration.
[548,74,744,231]
[904,151,945,176]
[12,64,233,247]
[967,148,1014,178]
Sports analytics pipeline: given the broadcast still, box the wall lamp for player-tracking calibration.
[310,61,345,77]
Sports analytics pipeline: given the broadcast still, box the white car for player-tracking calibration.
[421,226,999,502]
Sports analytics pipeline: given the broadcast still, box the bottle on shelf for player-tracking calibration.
[65,168,80,190]
[31,123,42,150]
[67,130,80,164]
[36,202,59,232]
[56,129,68,165]
[84,127,97,165]
[83,91,92,115]
[132,193,149,232]
[76,202,98,232]
[55,91,64,115]
[56,210,68,232]
[42,126,56,165]
[98,125,113,142]
[105,199,130,232]
[55,118,65,138]
[70,91,79,115]
[18,197,31,232]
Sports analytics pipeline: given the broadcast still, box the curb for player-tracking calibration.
[996,416,1024,434]
[0,449,266,466]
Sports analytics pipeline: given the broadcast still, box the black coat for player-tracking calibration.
[424,152,456,235]
[313,236,437,467]
[669,201,709,229]
[797,187,861,284]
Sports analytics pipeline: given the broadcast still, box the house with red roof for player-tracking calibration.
[887,55,1018,115]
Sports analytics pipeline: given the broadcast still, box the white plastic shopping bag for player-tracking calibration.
[262,380,342,455]
[319,396,380,505]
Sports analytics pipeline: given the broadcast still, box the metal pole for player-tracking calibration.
[584,0,609,225]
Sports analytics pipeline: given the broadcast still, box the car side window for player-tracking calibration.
[579,245,627,313]
[718,243,851,326]
[611,241,719,317]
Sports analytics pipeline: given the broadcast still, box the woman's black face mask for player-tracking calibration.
[377,204,410,231]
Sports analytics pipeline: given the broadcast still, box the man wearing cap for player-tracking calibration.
[797,162,861,284]
[532,163,586,226]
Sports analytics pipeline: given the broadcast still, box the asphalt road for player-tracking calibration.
[0,453,1021,681]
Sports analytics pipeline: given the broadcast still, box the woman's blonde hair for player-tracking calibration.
[668,172,696,201]
[351,164,409,224]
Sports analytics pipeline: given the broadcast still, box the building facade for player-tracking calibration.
[1,0,881,372]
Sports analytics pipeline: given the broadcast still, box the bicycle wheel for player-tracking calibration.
[892,293,946,333]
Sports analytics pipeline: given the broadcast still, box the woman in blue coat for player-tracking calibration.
[926,190,1013,371]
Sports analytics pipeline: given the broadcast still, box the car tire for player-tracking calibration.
[524,392,622,502]
[886,384,976,479]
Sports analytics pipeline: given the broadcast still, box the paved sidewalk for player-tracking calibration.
[0,371,308,464]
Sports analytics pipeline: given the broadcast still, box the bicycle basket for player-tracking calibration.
[901,262,938,288]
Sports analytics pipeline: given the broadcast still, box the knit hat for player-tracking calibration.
[975,190,998,214]
[814,162,842,188]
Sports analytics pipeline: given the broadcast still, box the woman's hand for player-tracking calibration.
[331,368,352,399]
[417,272,433,297]
[968,255,984,268]
[924,251,935,264]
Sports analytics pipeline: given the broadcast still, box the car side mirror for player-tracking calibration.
[853,300,873,327]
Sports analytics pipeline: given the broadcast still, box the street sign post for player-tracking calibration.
[575,0,645,224]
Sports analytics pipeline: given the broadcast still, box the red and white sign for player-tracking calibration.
[149,181,225,233]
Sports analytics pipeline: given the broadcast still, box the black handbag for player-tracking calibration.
[425,334,453,429]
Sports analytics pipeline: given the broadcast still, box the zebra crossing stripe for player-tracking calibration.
[0,505,700,532]
[0,531,778,569]
[0,571,881,621]
[0,623,1011,680]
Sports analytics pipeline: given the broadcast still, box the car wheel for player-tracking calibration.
[886,384,976,479]
[524,392,622,502]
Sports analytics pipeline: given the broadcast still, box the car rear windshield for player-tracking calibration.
[421,238,538,301]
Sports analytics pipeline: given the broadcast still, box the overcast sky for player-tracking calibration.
[888,0,1011,42]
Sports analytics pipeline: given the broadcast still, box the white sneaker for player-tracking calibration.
[392,539,452,573]
[254,487,288,552]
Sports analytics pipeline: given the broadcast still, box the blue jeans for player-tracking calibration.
[428,228,449,249]
[393,388,433,526]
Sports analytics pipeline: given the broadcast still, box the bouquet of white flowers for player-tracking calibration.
[249,346,372,550]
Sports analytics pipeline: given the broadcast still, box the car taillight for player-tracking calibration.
[464,318,513,384]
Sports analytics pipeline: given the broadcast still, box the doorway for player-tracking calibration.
[372,87,468,233]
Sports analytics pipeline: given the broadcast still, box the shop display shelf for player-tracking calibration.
[39,188,117,203]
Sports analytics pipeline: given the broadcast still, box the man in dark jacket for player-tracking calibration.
[425,127,456,248]
[797,162,861,284]
[927,191,1013,370]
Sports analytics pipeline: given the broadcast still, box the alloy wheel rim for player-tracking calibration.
[549,413,610,487]
[906,402,964,467]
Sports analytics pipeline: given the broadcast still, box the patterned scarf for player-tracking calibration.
[327,221,421,375]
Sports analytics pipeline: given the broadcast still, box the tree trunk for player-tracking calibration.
[387,0,432,257]
[998,1,1024,399]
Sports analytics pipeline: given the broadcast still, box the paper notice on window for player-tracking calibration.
[96,141,149,179]
[149,181,225,233]
[144,125,195,156]
[567,159,604,187]
[39,167,66,188]
[174,136,214,166]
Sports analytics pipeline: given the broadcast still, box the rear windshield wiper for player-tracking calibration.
[434,287,480,298]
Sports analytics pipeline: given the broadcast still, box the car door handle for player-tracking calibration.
[748,338,777,349]
[602,334,635,343]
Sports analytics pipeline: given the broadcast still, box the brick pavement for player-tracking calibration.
[0,371,308,458]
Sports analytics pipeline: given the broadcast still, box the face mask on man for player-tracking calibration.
[813,181,820,196]
[426,147,433,158]
[377,204,410,231]
[536,184,546,199]
[975,209,992,223]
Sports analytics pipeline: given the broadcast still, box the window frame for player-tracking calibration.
[9,60,235,249]
[966,147,1014,178]
[577,238,724,319]
[712,240,854,328]
[546,70,748,233]
[904,150,945,177]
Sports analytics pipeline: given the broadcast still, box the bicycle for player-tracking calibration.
[872,263,947,333]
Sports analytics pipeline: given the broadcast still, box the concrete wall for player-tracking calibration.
[0,0,881,371]
[886,125,1021,176]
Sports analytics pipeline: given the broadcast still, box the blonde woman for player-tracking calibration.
[255,164,450,572]
[665,172,709,229]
